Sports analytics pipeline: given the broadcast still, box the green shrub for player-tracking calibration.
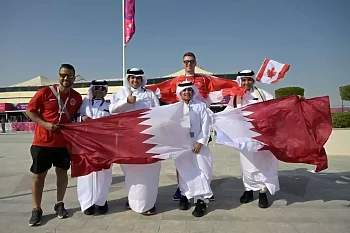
[275,87,304,98]
[339,85,350,101]
[331,112,350,128]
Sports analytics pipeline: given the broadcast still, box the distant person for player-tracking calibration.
[1,118,5,133]
[26,64,82,226]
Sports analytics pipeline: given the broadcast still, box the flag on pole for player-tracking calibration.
[124,0,136,44]
[256,58,290,84]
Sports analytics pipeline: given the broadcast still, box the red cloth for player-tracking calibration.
[146,74,245,104]
[60,109,161,177]
[27,85,82,147]
[244,95,332,172]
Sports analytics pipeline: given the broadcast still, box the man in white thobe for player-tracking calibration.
[175,81,213,217]
[229,70,279,208]
[77,80,112,215]
[109,68,160,215]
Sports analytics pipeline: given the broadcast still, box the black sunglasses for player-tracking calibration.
[183,60,195,65]
[59,73,75,79]
[93,86,107,91]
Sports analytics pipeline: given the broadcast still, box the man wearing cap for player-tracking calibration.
[230,69,278,208]
[174,80,213,217]
[109,68,160,215]
[77,80,112,215]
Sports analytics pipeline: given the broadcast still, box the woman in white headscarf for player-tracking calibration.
[109,68,160,215]
[77,80,112,215]
[174,80,213,217]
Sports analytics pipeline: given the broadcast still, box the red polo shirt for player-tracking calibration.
[27,85,82,148]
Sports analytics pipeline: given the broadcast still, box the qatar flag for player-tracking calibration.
[60,102,193,177]
[60,96,332,177]
[214,95,332,172]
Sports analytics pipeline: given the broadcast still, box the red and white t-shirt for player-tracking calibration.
[27,85,82,147]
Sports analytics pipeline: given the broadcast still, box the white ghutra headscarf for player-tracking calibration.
[87,80,108,100]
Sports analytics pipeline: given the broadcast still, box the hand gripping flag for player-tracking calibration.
[214,95,332,172]
[60,102,193,177]
[256,58,290,84]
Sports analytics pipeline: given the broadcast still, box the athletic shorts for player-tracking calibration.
[30,145,71,174]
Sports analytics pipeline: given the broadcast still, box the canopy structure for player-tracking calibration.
[11,75,86,87]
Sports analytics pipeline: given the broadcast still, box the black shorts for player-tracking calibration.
[30,145,71,174]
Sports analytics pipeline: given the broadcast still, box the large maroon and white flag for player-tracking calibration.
[60,102,193,177]
[60,96,332,177]
[215,96,332,172]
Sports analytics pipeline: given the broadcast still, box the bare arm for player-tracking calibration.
[26,110,59,131]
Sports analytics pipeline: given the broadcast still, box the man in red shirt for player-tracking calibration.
[26,64,82,226]
[147,52,243,202]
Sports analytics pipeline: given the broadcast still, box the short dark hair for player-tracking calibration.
[183,52,196,60]
[59,64,75,75]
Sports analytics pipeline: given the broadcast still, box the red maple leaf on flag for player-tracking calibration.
[266,67,277,78]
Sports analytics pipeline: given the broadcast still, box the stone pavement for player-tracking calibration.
[0,133,349,233]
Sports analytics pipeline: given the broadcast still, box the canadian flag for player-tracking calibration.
[60,96,332,177]
[256,58,290,84]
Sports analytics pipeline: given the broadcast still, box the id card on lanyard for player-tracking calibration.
[49,86,70,124]
[188,102,195,138]
[89,99,105,119]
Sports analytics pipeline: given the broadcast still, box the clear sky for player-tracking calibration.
[1,0,349,106]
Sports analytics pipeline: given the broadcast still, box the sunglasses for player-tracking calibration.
[93,86,107,91]
[59,73,75,79]
[183,60,195,65]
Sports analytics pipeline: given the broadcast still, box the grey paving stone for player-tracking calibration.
[0,133,349,233]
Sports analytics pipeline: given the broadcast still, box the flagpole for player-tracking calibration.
[122,0,126,85]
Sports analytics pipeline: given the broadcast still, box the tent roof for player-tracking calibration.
[12,75,86,87]
[163,66,213,77]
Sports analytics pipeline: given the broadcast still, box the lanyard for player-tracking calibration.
[89,99,105,119]
[56,86,70,124]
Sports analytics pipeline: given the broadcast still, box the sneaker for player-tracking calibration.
[83,205,95,215]
[208,195,215,201]
[97,202,108,215]
[240,191,254,204]
[54,202,69,219]
[192,200,207,217]
[142,206,156,216]
[29,208,43,226]
[178,195,190,210]
[173,187,181,201]
[258,192,269,208]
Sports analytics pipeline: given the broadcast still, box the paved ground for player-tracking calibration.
[0,133,349,233]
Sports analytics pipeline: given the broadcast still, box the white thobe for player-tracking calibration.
[77,98,113,212]
[232,87,280,195]
[109,87,161,213]
[175,99,213,202]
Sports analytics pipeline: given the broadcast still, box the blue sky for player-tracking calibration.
[0,0,349,106]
